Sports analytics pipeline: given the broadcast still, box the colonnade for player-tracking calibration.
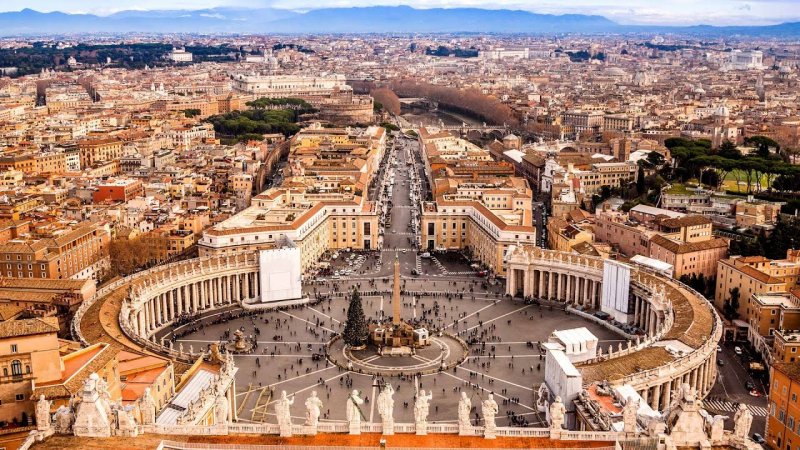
[504,247,722,416]
[631,294,661,336]
[131,269,260,338]
[508,268,601,309]
[637,357,717,411]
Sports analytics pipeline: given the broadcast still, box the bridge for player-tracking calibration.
[407,120,510,135]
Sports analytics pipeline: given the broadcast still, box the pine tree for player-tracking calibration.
[343,289,369,347]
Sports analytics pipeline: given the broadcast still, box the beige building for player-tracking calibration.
[0,318,61,426]
[715,251,800,321]
[199,125,386,272]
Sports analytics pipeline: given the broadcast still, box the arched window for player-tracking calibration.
[11,360,21,376]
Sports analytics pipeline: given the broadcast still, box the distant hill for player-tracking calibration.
[0,6,798,36]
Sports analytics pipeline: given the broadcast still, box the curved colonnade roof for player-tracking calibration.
[79,279,193,376]
[577,271,715,384]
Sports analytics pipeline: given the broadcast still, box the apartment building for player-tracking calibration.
[716,251,800,322]
[419,127,536,275]
[766,362,800,450]
[0,318,61,427]
[0,222,111,280]
[199,125,385,272]
[77,137,123,168]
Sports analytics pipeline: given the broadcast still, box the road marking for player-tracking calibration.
[308,306,341,325]
[445,300,501,330]
[280,310,335,333]
[454,366,534,392]
[465,304,532,332]
[703,400,768,417]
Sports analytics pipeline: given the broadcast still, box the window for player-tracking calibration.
[11,360,21,376]
[10,344,16,353]
[15,394,23,401]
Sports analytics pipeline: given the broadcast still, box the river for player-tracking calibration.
[401,106,482,128]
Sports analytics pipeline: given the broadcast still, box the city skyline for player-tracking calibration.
[2,0,800,26]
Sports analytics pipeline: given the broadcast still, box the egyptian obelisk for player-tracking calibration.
[392,253,401,325]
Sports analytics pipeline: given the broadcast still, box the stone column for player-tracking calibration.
[641,387,649,405]
[548,271,554,300]
[538,270,544,299]
[582,278,589,306]
[651,384,661,411]
[233,274,242,303]
[155,296,162,326]
[663,379,672,409]
[174,289,180,318]
[565,275,572,303]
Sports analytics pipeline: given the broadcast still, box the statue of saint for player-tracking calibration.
[733,404,753,439]
[35,395,52,431]
[377,384,395,433]
[346,390,364,432]
[138,388,156,425]
[54,405,74,434]
[458,392,472,431]
[622,396,638,433]
[304,391,323,428]
[549,396,566,430]
[414,389,433,431]
[275,391,294,429]
[214,394,229,425]
[481,394,499,434]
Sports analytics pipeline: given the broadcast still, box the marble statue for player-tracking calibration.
[275,390,294,436]
[214,394,229,425]
[73,373,112,438]
[622,396,639,433]
[53,405,74,434]
[346,390,364,435]
[35,395,52,431]
[304,391,323,430]
[549,396,566,430]
[377,384,395,435]
[709,414,727,441]
[458,392,472,435]
[414,389,433,435]
[733,404,753,440]
[482,394,499,439]
[114,405,138,437]
[138,388,156,426]
[680,383,697,404]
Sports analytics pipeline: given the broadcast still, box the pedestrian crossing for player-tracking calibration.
[703,400,768,417]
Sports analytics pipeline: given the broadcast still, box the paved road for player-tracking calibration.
[706,341,768,435]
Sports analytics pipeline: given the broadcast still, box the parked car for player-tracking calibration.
[745,380,756,390]
[717,359,724,366]
[752,433,765,444]
[735,346,743,355]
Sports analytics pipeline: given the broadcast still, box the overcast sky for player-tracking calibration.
[4,0,800,26]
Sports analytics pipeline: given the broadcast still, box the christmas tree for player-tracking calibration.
[343,288,369,347]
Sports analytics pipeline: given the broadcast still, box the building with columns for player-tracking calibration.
[505,245,721,414]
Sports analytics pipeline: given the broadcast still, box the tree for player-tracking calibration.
[636,164,645,195]
[723,287,741,320]
[342,289,369,348]
[716,141,742,159]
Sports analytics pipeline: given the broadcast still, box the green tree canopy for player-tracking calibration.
[342,289,369,348]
